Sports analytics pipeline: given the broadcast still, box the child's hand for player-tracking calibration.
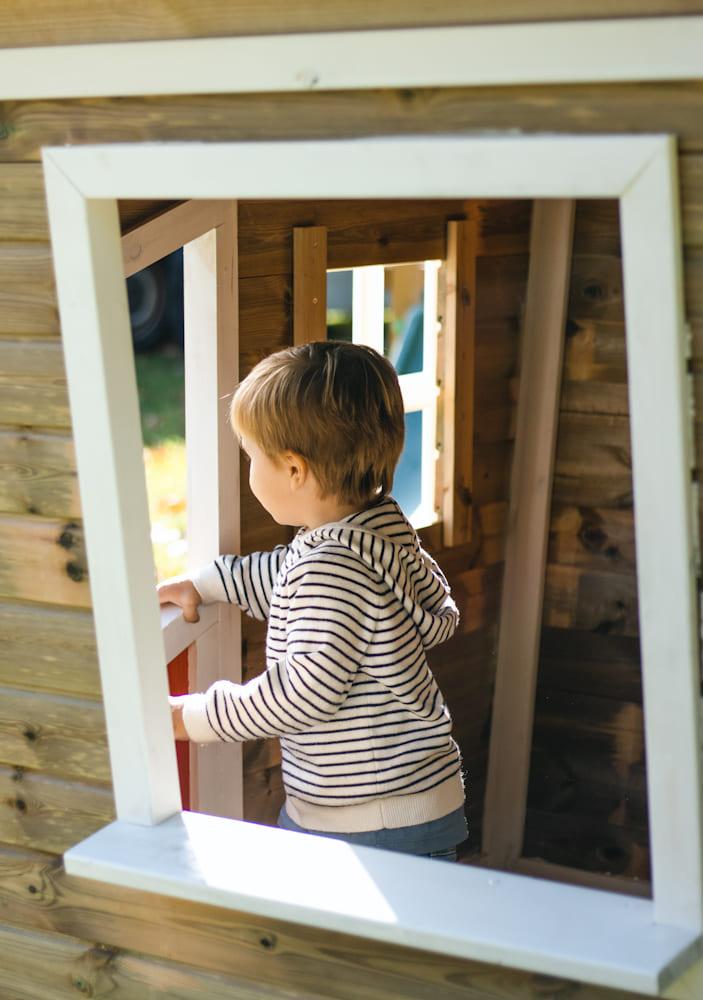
[157,577,202,623]
[169,695,190,741]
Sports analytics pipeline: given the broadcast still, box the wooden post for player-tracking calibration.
[481,199,575,867]
[293,226,327,344]
[442,215,477,548]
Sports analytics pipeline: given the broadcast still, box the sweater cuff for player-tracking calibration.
[191,561,228,605]
[181,692,221,743]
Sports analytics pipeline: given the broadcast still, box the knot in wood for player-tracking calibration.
[259,932,277,951]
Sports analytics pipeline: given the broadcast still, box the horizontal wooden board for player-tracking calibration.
[538,627,642,702]
[0,920,310,1000]
[0,687,109,783]
[523,808,650,883]
[1,1,700,47]
[0,601,99,698]
[553,412,632,507]
[239,198,468,277]
[0,430,79,519]
[563,319,628,384]
[0,246,58,335]
[5,85,703,165]
[543,564,639,636]
[0,163,48,241]
[0,847,646,1000]
[548,504,636,574]
[680,152,703,247]
[0,338,70,429]
[0,514,91,608]
[0,765,113,854]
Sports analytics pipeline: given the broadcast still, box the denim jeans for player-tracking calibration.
[277,803,467,860]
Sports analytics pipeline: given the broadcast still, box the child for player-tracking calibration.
[159,341,467,859]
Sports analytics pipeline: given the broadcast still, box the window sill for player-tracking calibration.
[63,812,701,995]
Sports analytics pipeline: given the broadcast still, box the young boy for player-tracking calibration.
[159,341,467,859]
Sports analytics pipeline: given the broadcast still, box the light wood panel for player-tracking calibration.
[0,2,698,46]
[0,845,650,1000]
[0,339,69,428]
[4,87,703,166]
[543,564,639,636]
[0,766,113,854]
[0,431,79,519]
[0,688,109,783]
[0,164,48,241]
[0,246,58,335]
[0,602,98,698]
[0,515,90,607]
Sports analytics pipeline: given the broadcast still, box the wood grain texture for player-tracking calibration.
[0,338,70,428]
[293,226,327,344]
[1,2,701,46]
[0,163,48,241]
[4,85,703,164]
[0,246,58,335]
[0,602,99,698]
[0,430,79,519]
[0,687,109,783]
[0,515,90,607]
[0,845,650,1000]
[0,766,113,854]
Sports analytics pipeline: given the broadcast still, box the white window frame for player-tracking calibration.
[43,135,702,996]
[349,261,440,528]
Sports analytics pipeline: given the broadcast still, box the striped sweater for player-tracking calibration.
[184,496,465,831]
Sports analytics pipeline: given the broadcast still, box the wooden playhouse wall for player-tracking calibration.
[1,3,702,997]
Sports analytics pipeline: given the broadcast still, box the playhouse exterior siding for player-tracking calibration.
[1,3,702,997]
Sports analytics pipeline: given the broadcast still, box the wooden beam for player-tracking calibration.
[481,199,575,867]
[442,215,478,547]
[293,226,327,345]
[122,199,231,277]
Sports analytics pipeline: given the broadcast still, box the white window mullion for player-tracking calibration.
[352,265,385,353]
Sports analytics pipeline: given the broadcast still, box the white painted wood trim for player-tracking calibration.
[63,814,702,996]
[42,133,702,982]
[183,204,242,819]
[42,157,181,826]
[42,137,664,200]
[352,265,385,353]
[620,138,703,932]
[482,200,575,868]
[160,603,218,662]
[2,16,703,100]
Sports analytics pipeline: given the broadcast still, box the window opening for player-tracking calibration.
[326,261,440,527]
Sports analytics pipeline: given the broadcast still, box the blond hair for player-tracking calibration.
[230,341,405,507]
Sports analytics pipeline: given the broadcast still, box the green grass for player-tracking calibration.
[135,350,187,582]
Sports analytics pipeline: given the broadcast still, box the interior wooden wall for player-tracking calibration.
[1,2,703,997]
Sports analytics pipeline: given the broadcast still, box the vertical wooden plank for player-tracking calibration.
[621,141,703,932]
[293,225,327,345]
[184,203,243,819]
[481,199,575,867]
[43,153,181,825]
[442,215,477,547]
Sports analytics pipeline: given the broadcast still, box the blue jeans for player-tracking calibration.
[277,803,467,861]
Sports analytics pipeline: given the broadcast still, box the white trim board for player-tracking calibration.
[42,134,703,990]
[64,813,702,996]
[1,16,702,100]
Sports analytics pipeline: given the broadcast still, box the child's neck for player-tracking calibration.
[302,496,361,531]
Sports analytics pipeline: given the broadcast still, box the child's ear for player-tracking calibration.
[284,451,309,491]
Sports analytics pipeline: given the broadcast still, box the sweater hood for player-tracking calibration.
[290,496,459,649]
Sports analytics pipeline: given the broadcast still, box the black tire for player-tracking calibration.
[128,250,184,353]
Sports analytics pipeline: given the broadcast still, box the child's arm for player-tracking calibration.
[158,544,291,623]
[174,558,375,743]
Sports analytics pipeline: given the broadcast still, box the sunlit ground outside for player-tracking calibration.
[135,348,187,582]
